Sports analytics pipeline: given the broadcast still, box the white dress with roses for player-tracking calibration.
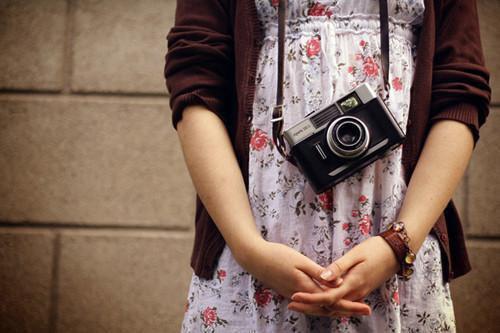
[181,1,456,332]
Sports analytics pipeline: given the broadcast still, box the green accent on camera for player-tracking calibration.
[340,95,360,112]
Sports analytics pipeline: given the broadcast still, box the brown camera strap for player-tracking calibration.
[272,0,390,163]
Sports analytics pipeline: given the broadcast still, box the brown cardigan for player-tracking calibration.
[164,0,491,282]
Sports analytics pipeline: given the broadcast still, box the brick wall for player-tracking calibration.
[0,1,498,332]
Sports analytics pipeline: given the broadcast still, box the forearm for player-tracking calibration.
[397,120,474,253]
[177,105,263,261]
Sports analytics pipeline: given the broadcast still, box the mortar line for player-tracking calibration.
[0,90,169,98]
[48,232,61,333]
[0,221,190,232]
[465,235,500,242]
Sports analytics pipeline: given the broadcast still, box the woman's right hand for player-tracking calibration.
[234,237,371,317]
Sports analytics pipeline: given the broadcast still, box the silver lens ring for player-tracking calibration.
[326,116,370,159]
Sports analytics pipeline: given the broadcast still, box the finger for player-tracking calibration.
[287,302,338,317]
[315,276,344,290]
[291,281,351,305]
[289,298,370,314]
[288,299,371,317]
[332,299,371,315]
[296,257,332,285]
[293,268,325,293]
[319,252,364,283]
[319,262,343,282]
[287,303,328,317]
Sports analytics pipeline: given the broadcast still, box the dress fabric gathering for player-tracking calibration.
[181,1,456,332]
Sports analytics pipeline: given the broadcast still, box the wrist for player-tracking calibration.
[230,233,267,268]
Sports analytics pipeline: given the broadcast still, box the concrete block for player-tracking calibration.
[478,0,500,103]
[451,240,500,333]
[71,0,176,94]
[0,228,54,333]
[467,107,500,236]
[0,96,194,228]
[57,230,194,333]
[0,0,66,91]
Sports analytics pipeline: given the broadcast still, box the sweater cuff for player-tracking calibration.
[430,102,480,144]
[170,90,227,130]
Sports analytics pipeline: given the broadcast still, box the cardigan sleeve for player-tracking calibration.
[430,0,491,143]
[164,0,234,129]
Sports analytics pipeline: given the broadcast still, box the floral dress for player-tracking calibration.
[181,1,456,332]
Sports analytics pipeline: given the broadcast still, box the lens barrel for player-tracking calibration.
[326,116,370,159]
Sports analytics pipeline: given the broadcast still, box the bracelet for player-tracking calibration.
[378,221,416,280]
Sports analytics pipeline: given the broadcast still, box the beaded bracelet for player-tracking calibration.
[378,221,416,280]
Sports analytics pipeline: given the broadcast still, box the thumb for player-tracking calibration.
[319,251,363,283]
[296,257,330,283]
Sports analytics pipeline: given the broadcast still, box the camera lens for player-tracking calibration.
[337,122,362,147]
[326,116,370,159]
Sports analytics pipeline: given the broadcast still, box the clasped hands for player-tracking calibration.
[238,236,400,318]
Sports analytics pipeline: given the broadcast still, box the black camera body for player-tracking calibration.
[283,83,405,194]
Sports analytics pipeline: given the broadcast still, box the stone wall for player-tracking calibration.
[0,1,498,332]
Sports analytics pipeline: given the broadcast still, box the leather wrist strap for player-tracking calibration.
[379,228,407,265]
[379,221,417,280]
[272,0,390,161]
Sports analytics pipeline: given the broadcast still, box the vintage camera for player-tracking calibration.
[283,83,405,194]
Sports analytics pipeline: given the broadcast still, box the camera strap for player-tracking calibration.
[271,0,390,164]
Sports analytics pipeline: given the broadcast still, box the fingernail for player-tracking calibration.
[336,277,344,285]
[320,269,334,281]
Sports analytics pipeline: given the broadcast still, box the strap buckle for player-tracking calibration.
[271,105,284,123]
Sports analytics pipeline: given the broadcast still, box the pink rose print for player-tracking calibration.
[250,128,270,151]
[318,191,333,211]
[271,0,279,7]
[351,209,358,217]
[254,288,273,307]
[344,237,352,246]
[393,290,400,304]
[362,57,379,77]
[217,269,226,282]
[392,77,403,91]
[342,222,350,231]
[359,214,372,235]
[306,37,321,58]
[359,40,367,47]
[308,3,333,17]
[347,66,354,74]
[202,307,218,326]
[358,195,368,203]
[340,316,349,324]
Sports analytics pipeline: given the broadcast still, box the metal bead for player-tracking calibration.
[403,266,414,278]
[405,252,416,264]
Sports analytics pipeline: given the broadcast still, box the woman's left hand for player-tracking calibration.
[287,236,401,317]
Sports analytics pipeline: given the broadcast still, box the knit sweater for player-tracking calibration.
[164,0,491,282]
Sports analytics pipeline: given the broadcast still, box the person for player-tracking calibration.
[165,0,490,331]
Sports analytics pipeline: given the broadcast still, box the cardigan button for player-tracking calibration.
[440,234,448,242]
